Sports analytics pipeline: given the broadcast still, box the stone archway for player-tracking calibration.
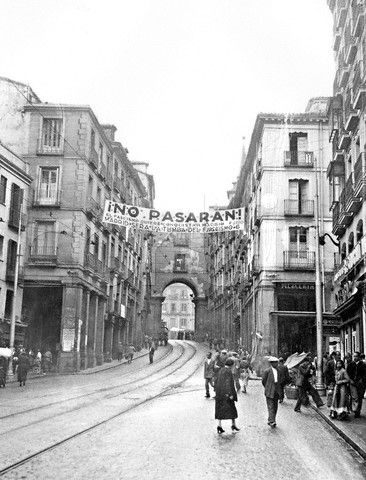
[147,232,210,341]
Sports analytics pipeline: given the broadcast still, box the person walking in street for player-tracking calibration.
[294,354,324,412]
[215,358,239,434]
[17,349,31,387]
[149,343,155,364]
[117,342,123,362]
[346,351,366,418]
[42,349,52,374]
[213,349,228,389]
[204,352,215,398]
[127,345,136,364]
[239,355,251,394]
[262,356,283,427]
[277,357,290,403]
[329,359,350,421]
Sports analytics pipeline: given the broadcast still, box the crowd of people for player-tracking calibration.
[205,347,366,433]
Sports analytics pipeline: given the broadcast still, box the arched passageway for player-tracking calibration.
[161,282,195,340]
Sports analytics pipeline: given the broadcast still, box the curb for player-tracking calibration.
[311,405,366,460]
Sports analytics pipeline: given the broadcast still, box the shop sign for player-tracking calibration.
[277,283,315,291]
[334,235,366,283]
[103,201,245,233]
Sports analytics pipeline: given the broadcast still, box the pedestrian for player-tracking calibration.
[117,342,123,362]
[344,352,352,370]
[346,351,366,418]
[144,335,149,350]
[34,350,42,375]
[239,356,251,394]
[262,356,283,427]
[213,349,228,389]
[17,349,31,387]
[127,345,136,364]
[294,354,324,412]
[149,343,155,364]
[215,358,239,434]
[229,352,241,392]
[203,352,215,398]
[324,351,339,388]
[277,357,290,403]
[42,349,52,374]
[0,356,7,387]
[330,359,350,421]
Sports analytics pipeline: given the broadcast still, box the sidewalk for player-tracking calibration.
[5,346,163,384]
[311,400,366,460]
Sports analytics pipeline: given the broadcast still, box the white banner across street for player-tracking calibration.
[102,201,245,233]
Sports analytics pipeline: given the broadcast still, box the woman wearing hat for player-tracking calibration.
[215,358,240,434]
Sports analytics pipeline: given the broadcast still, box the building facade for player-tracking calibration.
[327,0,366,356]
[0,77,154,372]
[207,99,337,365]
[161,283,195,336]
[0,143,32,347]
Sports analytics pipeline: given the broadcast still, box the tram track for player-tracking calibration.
[0,342,174,421]
[0,341,202,477]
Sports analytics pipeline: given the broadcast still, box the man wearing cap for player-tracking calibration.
[262,356,283,427]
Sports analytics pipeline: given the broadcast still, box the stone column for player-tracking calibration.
[148,295,165,337]
[96,297,105,365]
[103,317,113,362]
[193,297,208,341]
[80,289,90,370]
[87,294,98,368]
[59,285,83,373]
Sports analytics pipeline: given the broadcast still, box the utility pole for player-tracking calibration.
[8,207,23,377]
[314,155,325,395]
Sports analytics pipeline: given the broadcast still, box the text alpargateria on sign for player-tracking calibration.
[102,201,245,233]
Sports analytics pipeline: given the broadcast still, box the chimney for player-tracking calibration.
[102,124,117,141]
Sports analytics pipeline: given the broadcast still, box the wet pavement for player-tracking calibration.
[0,342,365,480]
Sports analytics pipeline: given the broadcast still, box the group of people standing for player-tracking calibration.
[324,351,366,421]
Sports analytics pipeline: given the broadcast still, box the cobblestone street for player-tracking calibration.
[0,342,365,480]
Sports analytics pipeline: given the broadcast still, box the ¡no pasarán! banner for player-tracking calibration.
[102,201,245,233]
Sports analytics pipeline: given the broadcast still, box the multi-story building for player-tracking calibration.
[161,283,195,336]
[0,143,32,347]
[0,77,154,371]
[207,98,338,364]
[326,0,366,356]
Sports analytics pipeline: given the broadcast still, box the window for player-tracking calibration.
[288,132,309,165]
[85,227,91,254]
[9,184,23,227]
[180,318,187,328]
[96,186,101,205]
[356,220,363,242]
[94,234,99,258]
[0,235,3,259]
[0,176,7,204]
[341,242,347,261]
[288,180,310,214]
[41,118,63,152]
[289,227,308,251]
[348,232,354,253]
[91,129,95,149]
[170,303,176,313]
[4,290,13,319]
[87,176,93,198]
[181,303,187,312]
[174,254,186,272]
[38,167,59,205]
[33,221,56,255]
[6,239,17,271]
[98,143,104,163]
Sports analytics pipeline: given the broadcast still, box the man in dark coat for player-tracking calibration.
[149,343,155,364]
[262,356,283,427]
[347,351,366,418]
[203,352,215,398]
[294,354,324,412]
[324,351,339,388]
[215,358,239,433]
[17,350,31,387]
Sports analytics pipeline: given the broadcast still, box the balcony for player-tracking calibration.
[344,174,362,214]
[98,162,107,180]
[251,255,260,276]
[114,177,124,195]
[339,64,351,88]
[345,34,358,65]
[284,199,314,217]
[37,138,63,156]
[344,93,359,132]
[110,257,121,273]
[336,1,347,29]
[334,252,341,271]
[283,251,315,270]
[84,252,96,271]
[352,0,365,36]
[29,245,58,265]
[332,201,346,236]
[338,130,351,150]
[85,196,103,220]
[5,264,24,283]
[89,147,98,170]
[253,205,261,226]
[333,27,342,51]
[284,151,314,167]
[352,62,366,109]
[106,170,113,190]
[354,151,366,197]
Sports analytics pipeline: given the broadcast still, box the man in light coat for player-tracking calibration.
[204,352,215,398]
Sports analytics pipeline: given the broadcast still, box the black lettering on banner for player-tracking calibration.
[200,212,209,222]
[185,212,197,222]
[162,211,173,222]
[128,206,139,218]
[149,209,160,220]
[175,212,184,222]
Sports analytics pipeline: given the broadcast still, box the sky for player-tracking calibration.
[0,0,335,210]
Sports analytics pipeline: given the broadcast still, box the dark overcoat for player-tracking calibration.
[215,366,238,420]
[17,353,30,383]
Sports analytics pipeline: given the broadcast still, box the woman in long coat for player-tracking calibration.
[17,350,31,387]
[330,359,350,420]
[215,358,239,434]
